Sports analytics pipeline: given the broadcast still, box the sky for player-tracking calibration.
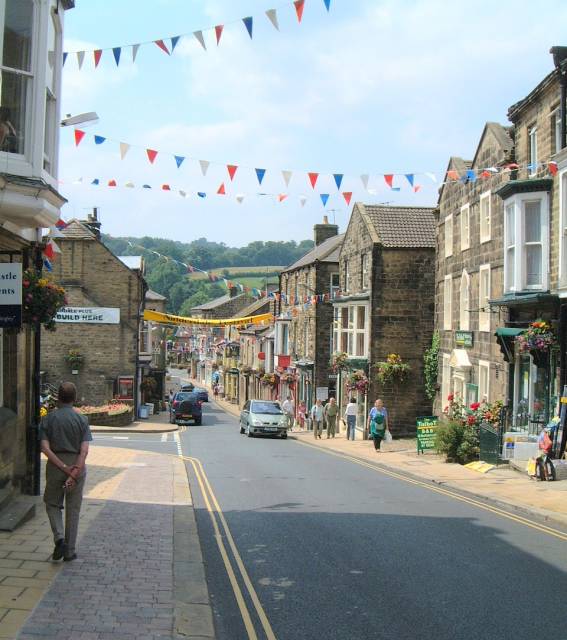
[59,0,567,247]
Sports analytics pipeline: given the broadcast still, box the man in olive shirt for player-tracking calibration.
[40,382,92,562]
[324,397,338,438]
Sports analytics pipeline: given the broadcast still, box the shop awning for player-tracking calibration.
[449,349,472,368]
[494,327,524,362]
[489,293,557,308]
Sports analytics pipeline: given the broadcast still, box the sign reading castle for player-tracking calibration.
[0,263,22,329]
[55,307,120,324]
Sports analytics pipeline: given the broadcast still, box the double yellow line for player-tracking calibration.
[183,456,277,640]
[296,440,567,542]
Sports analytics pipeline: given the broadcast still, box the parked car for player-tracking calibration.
[180,383,194,392]
[239,400,287,439]
[193,387,209,402]
[170,391,202,425]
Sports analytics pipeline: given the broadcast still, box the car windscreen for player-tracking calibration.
[175,393,197,402]
[251,402,282,415]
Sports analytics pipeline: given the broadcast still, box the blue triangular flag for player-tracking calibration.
[112,47,121,66]
[94,135,106,145]
[333,174,343,190]
[143,184,152,189]
[320,193,329,207]
[323,0,331,10]
[170,36,181,52]
[197,192,206,198]
[405,174,414,187]
[174,155,185,168]
[63,52,68,66]
[466,169,477,183]
[243,16,253,39]
[255,168,266,185]
[43,258,53,272]
[91,178,100,185]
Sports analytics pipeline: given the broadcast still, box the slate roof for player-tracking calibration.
[191,293,232,311]
[361,205,436,248]
[238,296,271,317]
[282,233,344,273]
[146,289,167,301]
[60,220,96,239]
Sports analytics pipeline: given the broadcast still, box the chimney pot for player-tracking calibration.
[323,215,329,225]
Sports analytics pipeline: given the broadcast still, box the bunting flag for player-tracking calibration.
[236,194,245,204]
[74,129,86,146]
[91,178,100,185]
[94,49,102,68]
[197,192,206,198]
[342,191,352,206]
[424,172,437,183]
[132,43,140,62]
[170,36,181,52]
[112,47,121,66]
[360,174,369,190]
[154,39,170,55]
[146,148,158,164]
[414,185,421,193]
[384,174,394,189]
[43,257,53,272]
[119,142,130,159]
[179,189,187,197]
[94,135,106,145]
[282,170,293,187]
[447,170,459,181]
[227,164,238,181]
[193,30,206,51]
[174,155,185,168]
[294,0,305,22]
[465,169,477,183]
[125,181,135,188]
[77,50,85,69]
[162,184,171,191]
[333,173,343,190]
[199,160,210,176]
[215,25,224,45]
[108,179,117,187]
[217,182,226,195]
[243,16,253,39]
[266,8,279,30]
[405,174,414,188]
[308,172,319,188]
[323,0,331,10]
[255,168,266,185]
[300,195,307,207]
[62,52,68,67]
[278,194,288,202]
[549,161,558,176]
[320,193,329,207]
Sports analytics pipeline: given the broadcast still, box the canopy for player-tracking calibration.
[143,309,273,327]
[495,326,524,362]
[449,349,472,369]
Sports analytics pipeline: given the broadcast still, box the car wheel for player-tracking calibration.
[194,418,202,426]
[281,432,287,439]
[239,424,245,434]
[247,424,254,438]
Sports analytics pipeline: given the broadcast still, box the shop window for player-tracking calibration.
[443,275,452,330]
[459,270,470,330]
[444,214,453,258]
[460,204,470,251]
[478,360,490,402]
[478,264,491,333]
[479,191,491,243]
[528,125,538,175]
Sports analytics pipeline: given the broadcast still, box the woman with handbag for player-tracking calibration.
[367,399,389,452]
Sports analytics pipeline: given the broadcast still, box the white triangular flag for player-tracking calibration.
[236,194,245,204]
[282,170,292,187]
[77,51,85,69]
[132,43,140,62]
[266,8,280,30]
[360,174,369,190]
[179,190,187,197]
[199,160,210,176]
[125,181,135,188]
[119,142,130,160]
[48,239,62,254]
[49,226,65,238]
[424,172,437,183]
[299,195,307,207]
[193,30,207,50]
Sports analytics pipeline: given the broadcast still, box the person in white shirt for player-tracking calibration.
[344,397,358,441]
[311,399,325,439]
[281,395,294,431]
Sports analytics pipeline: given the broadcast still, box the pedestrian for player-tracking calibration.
[344,397,358,441]
[310,399,324,439]
[168,389,174,407]
[213,383,219,400]
[324,397,338,438]
[367,398,389,452]
[297,400,306,430]
[39,382,92,562]
[281,395,295,431]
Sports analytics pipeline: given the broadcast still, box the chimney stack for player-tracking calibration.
[313,216,338,246]
[84,207,102,239]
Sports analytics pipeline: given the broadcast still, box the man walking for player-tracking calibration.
[281,395,294,432]
[40,382,92,562]
[344,397,358,441]
[310,399,324,439]
[324,397,338,438]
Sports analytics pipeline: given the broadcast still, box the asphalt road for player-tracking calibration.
[92,401,567,640]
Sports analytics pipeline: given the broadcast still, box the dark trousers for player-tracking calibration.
[373,435,383,450]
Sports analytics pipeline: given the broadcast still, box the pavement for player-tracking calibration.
[0,444,213,639]
[90,411,178,434]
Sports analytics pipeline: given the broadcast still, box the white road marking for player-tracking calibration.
[174,430,183,457]
[161,433,168,442]
[112,436,129,440]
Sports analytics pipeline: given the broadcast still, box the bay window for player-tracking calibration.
[332,303,369,358]
[503,192,549,293]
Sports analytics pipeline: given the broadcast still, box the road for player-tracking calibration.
[93,401,567,640]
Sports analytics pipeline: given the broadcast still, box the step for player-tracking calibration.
[0,497,37,531]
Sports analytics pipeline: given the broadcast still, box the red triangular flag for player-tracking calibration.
[480,170,491,179]
[342,191,352,206]
[278,194,288,202]
[146,149,158,164]
[548,161,558,176]
[447,170,459,181]
[94,49,102,67]
[74,129,86,146]
[217,183,226,195]
[215,25,224,45]
[227,164,238,181]
[108,179,117,187]
[154,40,170,55]
[294,0,305,22]
[162,184,171,191]
[43,243,55,260]
[384,174,394,188]
[414,185,421,193]
[308,172,319,189]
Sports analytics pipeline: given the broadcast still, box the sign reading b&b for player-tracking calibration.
[0,263,22,329]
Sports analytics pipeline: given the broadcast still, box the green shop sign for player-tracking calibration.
[455,330,473,348]
[417,416,438,454]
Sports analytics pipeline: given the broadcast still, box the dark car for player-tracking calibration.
[193,387,209,402]
[169,392,202,425]
[180,383,194,392]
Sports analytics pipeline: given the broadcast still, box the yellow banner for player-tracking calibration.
[143,309,273,327]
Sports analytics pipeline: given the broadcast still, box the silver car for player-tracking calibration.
[239,400,288,439]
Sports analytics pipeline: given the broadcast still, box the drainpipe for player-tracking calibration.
[30,243,43,495]
[551,46,567,150]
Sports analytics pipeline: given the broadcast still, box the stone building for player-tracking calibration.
[277,218,343,417]
[0,0,74,517]
[139,289,168,407]
[333,203,436,437]
[434,123,514,416]
[190,288,256,320]
[41,219,146,409]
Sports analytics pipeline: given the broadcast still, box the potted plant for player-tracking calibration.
[374,353,411,385]
[22,269,67,331]
[64,349,84,374]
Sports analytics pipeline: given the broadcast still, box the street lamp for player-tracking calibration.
[60,111,99,127]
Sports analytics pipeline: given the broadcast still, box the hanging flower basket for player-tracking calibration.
[280,371,298,384]
[374,353,411,385]
[260,373,277,387]
[346,369,369,395]
[64,349,84,369]
[515,320,556,354]
[330,351,348,373]
[240,365,253,376]
[22,270,67,331]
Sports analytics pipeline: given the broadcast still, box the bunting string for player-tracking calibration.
[61,0,332,70]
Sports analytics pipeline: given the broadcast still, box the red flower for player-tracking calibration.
[447,393,454,402]
[470,402,480,411]
[467,415,476,426]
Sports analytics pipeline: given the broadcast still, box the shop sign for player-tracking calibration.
[316,386,329,401]
[416,416,439,453]
[258,351,266,360]
[328,373,338,380]
[278,354,291,368]
[56,306,120,324]
[455,331,473,348]
[0,263,22,329]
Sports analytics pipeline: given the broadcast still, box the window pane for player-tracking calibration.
[341,308,348,329]
[506,204,515,246]
[341,331,347,353]
[524,201,541,242]
[506,249,515,288]
[357,306,365,329]
[526,245,542,286]
[356,332,365,357]
[0,70,28,154]
[3,0,33,72]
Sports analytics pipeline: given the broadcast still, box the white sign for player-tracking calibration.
[55,307,120,324]
[316,386,329,401]
[0,263,22,328]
